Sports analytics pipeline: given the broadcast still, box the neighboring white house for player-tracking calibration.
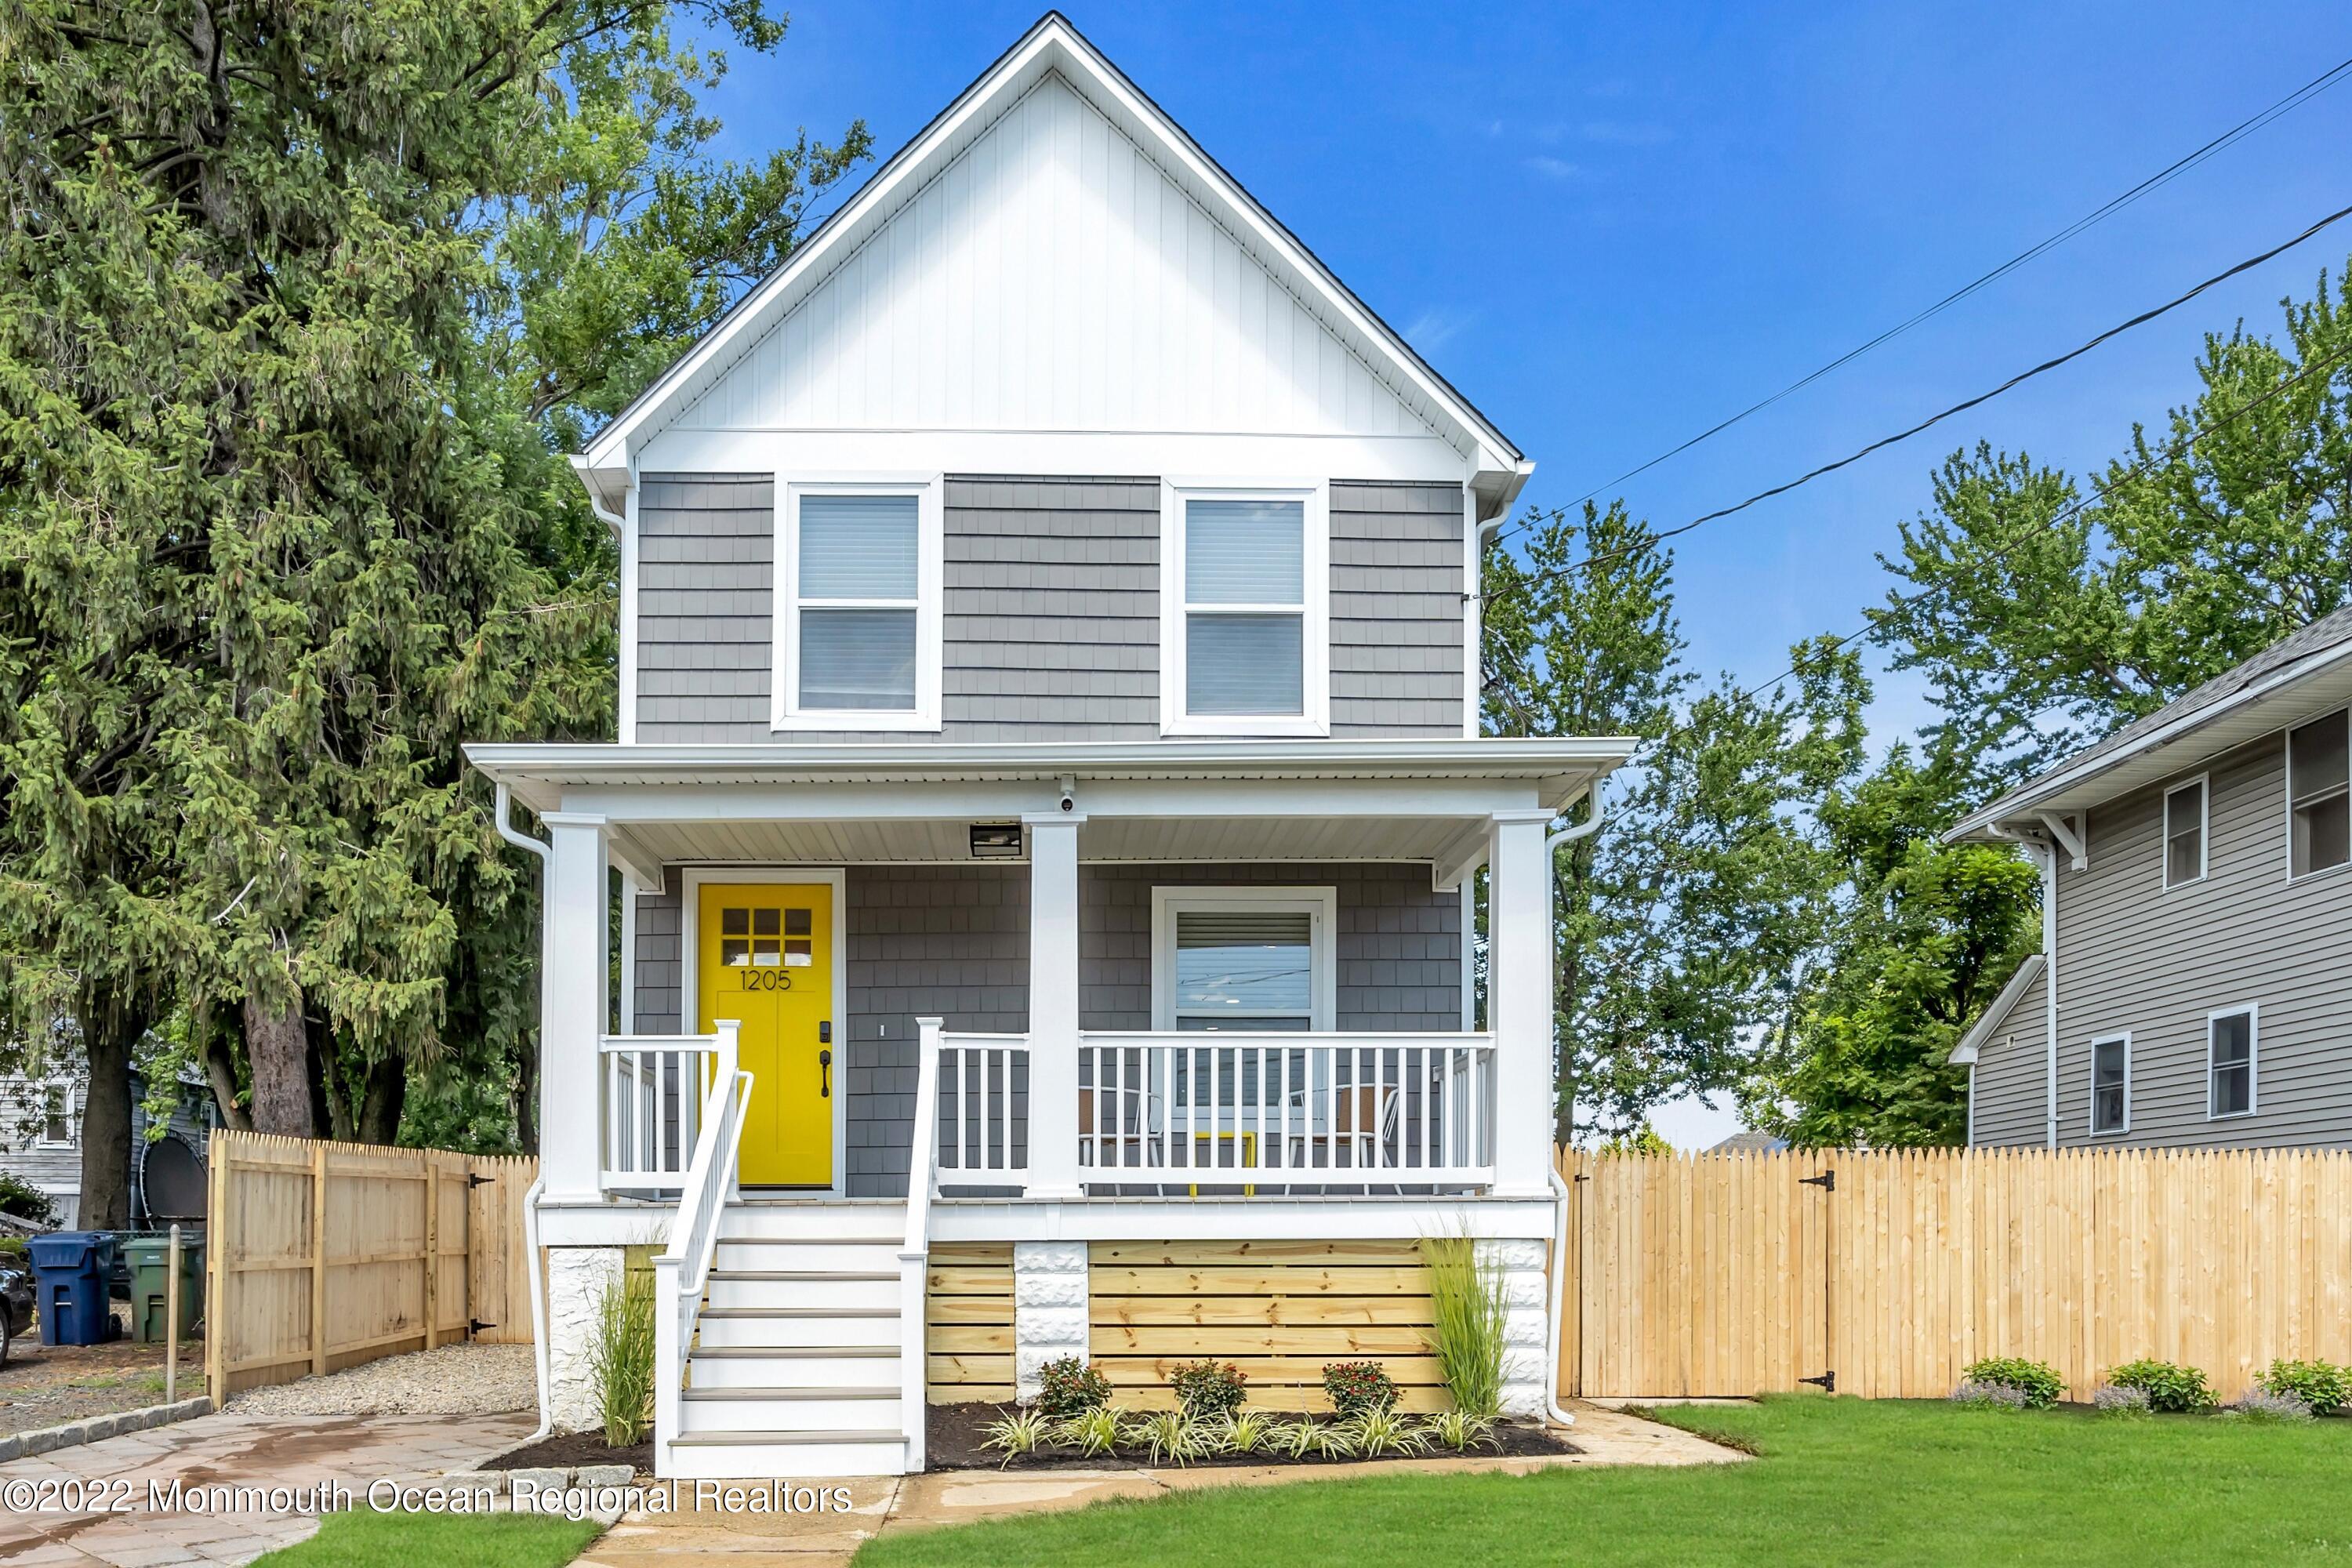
[0,1068,216,1230]
[466,13,1630,1478]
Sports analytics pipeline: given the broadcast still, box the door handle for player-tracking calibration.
[818,1049,833,1099]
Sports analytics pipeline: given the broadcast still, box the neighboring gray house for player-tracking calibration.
[1947,608,2352,1149]
[0,1068,216,1229]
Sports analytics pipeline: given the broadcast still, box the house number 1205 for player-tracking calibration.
[739,971,794,993]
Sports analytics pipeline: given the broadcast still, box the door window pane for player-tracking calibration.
[800,608,916,710]
[1186,615,1303,715]
[2209,1011,2253,1116]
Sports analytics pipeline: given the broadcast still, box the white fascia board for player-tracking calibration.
[1948,953,2045,1065]
[579,16,1520,478]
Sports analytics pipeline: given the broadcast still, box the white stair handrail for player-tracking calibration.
[899,1017,945,1470]
[653,1019,745,1468]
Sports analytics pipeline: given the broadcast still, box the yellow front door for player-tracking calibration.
[697,882,835,1186]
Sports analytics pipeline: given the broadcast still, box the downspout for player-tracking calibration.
[495,782,557,1441]
[1540,778,1607,1429]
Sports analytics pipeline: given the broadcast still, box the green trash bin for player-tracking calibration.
[123,1232,203,1345]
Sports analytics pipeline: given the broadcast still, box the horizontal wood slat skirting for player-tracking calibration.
[1090,1239,1443,1413]
[927,1242,1015,1403]
[205,1131,539,1403]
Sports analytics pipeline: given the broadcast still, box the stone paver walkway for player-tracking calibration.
[0,1410,537,1566]
[582,1404,1743,1567]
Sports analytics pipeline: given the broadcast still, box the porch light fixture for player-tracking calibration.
[968,822,1025,859]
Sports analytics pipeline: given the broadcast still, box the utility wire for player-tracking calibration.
[1486,198,2352,600]
[1494,54,2352,550]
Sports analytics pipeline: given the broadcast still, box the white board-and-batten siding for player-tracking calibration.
[633,474,1463,743]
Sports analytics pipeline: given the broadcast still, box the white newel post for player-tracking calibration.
[1487,810,1555,1197]
[541,811,610,1205]
[1025,812,1085,1199]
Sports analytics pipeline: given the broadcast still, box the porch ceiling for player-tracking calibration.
[608,813,1481,871]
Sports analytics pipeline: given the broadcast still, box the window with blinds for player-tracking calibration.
[1154,889,1335,1033]
[1183,498,1305,717]
[797,492,920,711]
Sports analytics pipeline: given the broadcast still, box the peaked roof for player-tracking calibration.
[577,13,1527,513]
[1948,604,2352,841]
[1947,954,2045,1065]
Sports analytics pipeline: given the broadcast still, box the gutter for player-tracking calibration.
[493,784,558,1439]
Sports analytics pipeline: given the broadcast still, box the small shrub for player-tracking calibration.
[1949,1379,2032,1411]
[2107,1359,2216,1414]
[1421,1232,1507,1417]
[2092,1384,2152,1419]
[1342,1406,1431,1457]
[1276,1417,1358,1461]
[1166,1358,1248,1421]
[1222,1409,1277,1455]
[586,1266,657,1447]
[2223,1388,2315,1425]
[1960,1358,2063,1410]
[1034,1356,1112,1417]
[2256,1359,2351,1417]
[1055,1405,1123,1458]
[1422,1408,1497,1453]
[1322,1359,1398,1419]
[0,1174,59,1228]
[1122,1408,1208,1467]
[980,1406,1055,1465]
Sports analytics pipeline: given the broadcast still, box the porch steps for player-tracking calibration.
[672,1203,913,1479]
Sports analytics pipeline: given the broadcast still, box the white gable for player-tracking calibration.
[677,71,1444,445]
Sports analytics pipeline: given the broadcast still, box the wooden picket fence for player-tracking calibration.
[204,1131,538,1402]
[1557,1145,2352,1403]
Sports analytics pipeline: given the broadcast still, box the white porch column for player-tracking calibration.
[541,811,610,1204]
[1025,812,1085,1198]
[1486,809,1555,1196]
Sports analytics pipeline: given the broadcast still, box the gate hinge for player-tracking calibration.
[470,1319,498,1334]
[466,1174,498,1189]
[1798,1371,1835,1393]
[1800,1170,1835,1192]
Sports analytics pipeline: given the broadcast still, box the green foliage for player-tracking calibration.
[2256,1359,2350,1417]
[1602,1123,1674,1155]
[2107,1359,2217,1414]
[1421,1408,1498,1452]
[978,1406,1055,1466]
[1421,1234,1507,1417]
[0,1174,58,1227]
[587,1267,656,1446]
[1033,1355,1111,1418]
[1121,1408,1210,1467]
[1220,1409,1278,1455]
[1341,1406,1431,1458]
[1273,1417,1358,1461]
[1054,1405,1123,1459]
[1961,1358,2065,1410]
[1165,1359,1248,1421]
[1321,1359,1397,1419]
[245,1506,602,1568]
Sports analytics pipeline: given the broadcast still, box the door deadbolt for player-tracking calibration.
[818,1020,832,1044]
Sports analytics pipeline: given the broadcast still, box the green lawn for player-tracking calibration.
[855,1396,2352,1567]
[248,1509,604,1568]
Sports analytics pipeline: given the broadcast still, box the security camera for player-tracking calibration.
[1058,775,1076,813]
[1058,791,1076,813]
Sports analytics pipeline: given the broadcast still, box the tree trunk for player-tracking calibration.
[510,1033,538,1155]
[243,993,314,1137]
[202,1036,251,1131]
[356,1055,405,1145]
[311,1016,351,1142]
[74,997,138,1232]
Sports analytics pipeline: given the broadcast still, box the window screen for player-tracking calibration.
[2290,710,2350,877]
[2164,779,2205,886]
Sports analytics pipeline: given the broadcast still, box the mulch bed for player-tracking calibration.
[488,1429,654,1473]
[927,1401,1577,1472]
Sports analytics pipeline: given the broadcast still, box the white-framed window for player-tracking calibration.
[1149,887,1337,1033]
[2288,708,2350,879]
[35,1082,74,1148]
[772,477,943,731]
[1158,481,1329,736]
[2162,775,2208,887]
[2089,1033,2130,1137]
[2207,1005,2256,1120]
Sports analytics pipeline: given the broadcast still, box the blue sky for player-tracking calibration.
[698,2,2351,1142]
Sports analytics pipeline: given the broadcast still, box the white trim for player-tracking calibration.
[2205,1003,2259,1121]
[618,463,640,744]
[2285,706,2351,882]
[2161,774,2209,889]
[2088,1030,2132,1138]
[1157,479,1330,738]
[772,476,944,731]
[1461,486,1481,742]
[1948,953,2045,1065]
[30,1078,76,1149]
[680,866,851,1196]
[619,882,638,1034]
[1149,885,1338,1032]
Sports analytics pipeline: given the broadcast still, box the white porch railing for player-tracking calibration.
[652,1020,746,1469]
[600,1033,730,1191]
[935,1033,1031,1185]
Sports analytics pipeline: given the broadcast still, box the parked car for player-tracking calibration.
[0,1250,32,1367]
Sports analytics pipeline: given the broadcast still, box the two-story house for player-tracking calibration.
[1947,606,2352,1152]
[466,14,1631,1478]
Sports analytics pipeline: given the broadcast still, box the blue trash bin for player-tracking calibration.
[28,1231,118,1346]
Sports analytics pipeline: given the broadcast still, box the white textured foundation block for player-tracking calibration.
[1012,1243,1091,1400]
[544,1247,625,1433]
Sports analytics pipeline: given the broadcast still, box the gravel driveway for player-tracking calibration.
[224,1340,536,1417]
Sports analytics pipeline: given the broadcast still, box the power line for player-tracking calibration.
[1494,53,2352,550]
[1486,198,2352,600]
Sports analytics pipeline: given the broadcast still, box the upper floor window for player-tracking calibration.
[774,481,942,731]
[2089,1033,2130,1136]
[2288,710,2349,877]
[2208,1006,2256,1119]
[2162,776,2207,887]
[36,1083,73,1147]
[1160,484,1328,736]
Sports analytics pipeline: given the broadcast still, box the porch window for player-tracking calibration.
[2288,710,2349,877]
[2208,1007,2255,1119]
[2089,1033,2130,1136]
[2162,776,2206,887]
[1160,484,1328,735]
[1151,887,1336,1031]
[775,481,942,729]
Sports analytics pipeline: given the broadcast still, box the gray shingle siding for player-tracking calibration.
[1968,966,2049,1147]
[2042,729,2352,1149]
[630,474,1466,742]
